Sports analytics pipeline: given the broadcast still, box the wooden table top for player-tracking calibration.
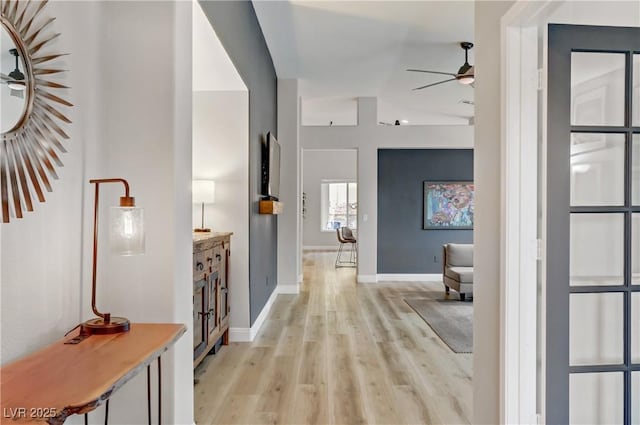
[0,323,186,424]
[193,231,233,243]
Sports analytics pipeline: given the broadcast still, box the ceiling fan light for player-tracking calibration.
[7,81,26,91]
[458,66,475,85]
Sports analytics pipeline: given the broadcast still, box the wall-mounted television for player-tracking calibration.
[261,132,281,200]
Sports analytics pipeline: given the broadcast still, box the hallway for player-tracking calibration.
[195,251,472,424]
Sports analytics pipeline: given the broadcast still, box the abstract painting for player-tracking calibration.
[423,182,474,229]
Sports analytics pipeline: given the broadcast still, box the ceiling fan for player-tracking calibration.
[1,49,27,98]
[407,42,475,91]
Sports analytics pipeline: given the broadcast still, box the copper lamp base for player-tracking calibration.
[80,317,130,335]
[194,228,211,233]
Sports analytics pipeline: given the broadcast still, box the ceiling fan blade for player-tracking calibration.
[407,69,457,77]
[412,78,457,91]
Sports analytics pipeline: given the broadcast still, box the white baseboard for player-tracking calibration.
[228,327,251,342]
[277,283,300,294]
[229,283,302,342]
[357,274,378,283]
[303,245,337,251]
[229,286,279,343]
[377,273,443,282]
[249,287,279,341]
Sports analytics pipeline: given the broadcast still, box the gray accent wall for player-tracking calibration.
[377,149,474,273]
[199,1,278,325]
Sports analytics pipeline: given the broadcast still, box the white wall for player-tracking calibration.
[301,97,473,280]
[277,79,301,292]
[1,0,100,363]
[1,2,194,424]
[474,2,515,425]
[302,149,357,248]
[193,90,250,330]
[301,97,358,126]
[545,1,640,28]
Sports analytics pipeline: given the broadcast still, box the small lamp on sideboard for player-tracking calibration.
[193,180,215,232]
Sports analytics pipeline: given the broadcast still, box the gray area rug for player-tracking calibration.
[404,298,473,353]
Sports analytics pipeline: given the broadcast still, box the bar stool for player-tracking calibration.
[335,226,357,268]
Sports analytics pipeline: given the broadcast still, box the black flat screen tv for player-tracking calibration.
[261,132,281,200]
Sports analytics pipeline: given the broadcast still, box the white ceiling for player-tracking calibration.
[252,1,475,125]
[193,1,246,92]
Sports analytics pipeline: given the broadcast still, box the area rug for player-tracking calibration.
[404,298,473,353]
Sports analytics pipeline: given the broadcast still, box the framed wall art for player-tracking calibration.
[423,181,474,230]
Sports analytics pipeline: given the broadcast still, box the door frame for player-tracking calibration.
[500,2,558,424]
[502,4,640,423]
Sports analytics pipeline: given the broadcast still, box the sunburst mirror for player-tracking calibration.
[1,0,71,223]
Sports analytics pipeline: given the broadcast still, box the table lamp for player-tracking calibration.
[80,178,145,336]
[193,180,215,232]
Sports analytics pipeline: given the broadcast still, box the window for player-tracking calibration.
[321,181,357,231]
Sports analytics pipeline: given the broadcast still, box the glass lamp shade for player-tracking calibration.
[7,82,26,91]
[110,207,145,256]
[193,180,215,204]
[458,66,475,85]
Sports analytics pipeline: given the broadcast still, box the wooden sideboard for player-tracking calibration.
[193,232,232,368]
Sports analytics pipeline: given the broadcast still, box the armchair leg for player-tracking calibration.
[445,285,450,294]
[459,293,466,301]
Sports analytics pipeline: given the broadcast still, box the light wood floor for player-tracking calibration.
[194,251,472,425]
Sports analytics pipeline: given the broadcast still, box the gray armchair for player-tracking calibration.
[442,243,474,301]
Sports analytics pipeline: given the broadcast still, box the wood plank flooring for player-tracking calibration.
[194,251,473,425]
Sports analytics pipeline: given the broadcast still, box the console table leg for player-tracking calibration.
[85,413,88,425]
[147,364,151,425]
[104,399,109,425]
[158,356,162,425]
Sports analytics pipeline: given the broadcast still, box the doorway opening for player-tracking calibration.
[191,0,250,410]
[301,149,359,273]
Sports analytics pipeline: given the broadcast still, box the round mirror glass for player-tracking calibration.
[1,23,29,134]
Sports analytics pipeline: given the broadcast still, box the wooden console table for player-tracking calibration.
[0,323,185,424]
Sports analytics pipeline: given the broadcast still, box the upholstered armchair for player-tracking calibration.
[442,243,474,301]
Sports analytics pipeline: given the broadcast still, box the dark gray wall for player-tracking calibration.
[377,149,474,273]
[199,1,277,325]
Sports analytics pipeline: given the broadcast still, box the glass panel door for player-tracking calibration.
[547,24,640,425]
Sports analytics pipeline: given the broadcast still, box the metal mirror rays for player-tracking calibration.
[1,0,72,223]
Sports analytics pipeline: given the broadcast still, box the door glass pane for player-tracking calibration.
[634,135,640,205]
[634,214,640,286]
[571,133,625,206]
[634,54,639,127]
[570,372,623,424]
[571,52,625,127]
[633,372,640,425]
[570,214,624,286]
[570,293,623,366]
[633,293,640,363]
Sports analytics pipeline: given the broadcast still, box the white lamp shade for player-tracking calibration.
[193,180,215,204]
[110,207,145,256]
